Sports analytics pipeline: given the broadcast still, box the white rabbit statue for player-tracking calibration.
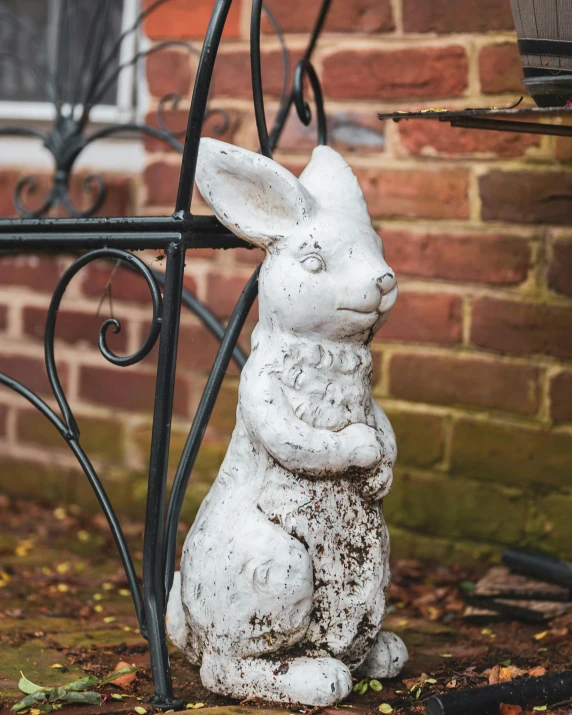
[166,138,408,706]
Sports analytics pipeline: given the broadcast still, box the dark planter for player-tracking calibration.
[511,0,572,107]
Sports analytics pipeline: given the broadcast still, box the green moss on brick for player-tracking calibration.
[451,419,572,488]
[386,469,527,544]
[388,525,498,566]
[209,380,239,436]
[526,492,572,559]
[17,410,125,462]
[386,409,445,468]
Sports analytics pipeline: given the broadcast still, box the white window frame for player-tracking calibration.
[0,0,145,125]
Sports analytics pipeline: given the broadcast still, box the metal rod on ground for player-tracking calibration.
[426,671,572,715]
[503,548,572,588]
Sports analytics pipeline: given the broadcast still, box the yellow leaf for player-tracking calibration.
[53,507,67,520]
[30,709,41,715]
[77,530,90,542]
[439,654,453,658]
[119,589,131,597]
[186,704,205,710]
[93,593,103,601]
[103,616,116,624]
[57,584,69,593]
[50,664,64,669]
[397,619,409,627]
[102,582,114,591]
[56,563,70,575]
[123,626,132,632]
[378,705,393,713]
[0,570,10,588]
[93,604,103,613]
[534,631,549,641]
[135,707,147,714]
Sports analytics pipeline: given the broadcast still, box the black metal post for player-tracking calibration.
[142,241,185,710]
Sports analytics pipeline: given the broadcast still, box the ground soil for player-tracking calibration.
[0,497,570,715]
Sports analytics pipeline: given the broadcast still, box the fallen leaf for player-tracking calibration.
[186,704,205,710]
[378,705,393,714]
[439,653,453,658]
[49,665,64,670]
[66,676,99,692]
[103,616,116,624]
[529,666,546,677]
[102,663,138,689]
[101,665,139,687]
[352,679,368,695]
[18,673,44,695]
[369,680,382,692]
[134,707,147,714]
[534,631,549,641]
[533,707,547,712]
[60,692,102,705]
[446,679,457,689]
[499,705,523,715]
[489,666,513,685]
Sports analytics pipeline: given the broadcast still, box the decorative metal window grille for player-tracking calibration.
[0,0,139,122]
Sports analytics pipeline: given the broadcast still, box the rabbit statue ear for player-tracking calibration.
[299,145,371,223]
[196,138,316,249]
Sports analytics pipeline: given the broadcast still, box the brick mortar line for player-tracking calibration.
[375,219,551,238]
[387,523,498,556]
[377,396,572,436]
[387,277,572,307]
[390,464,526,497]
[375,341,570,371]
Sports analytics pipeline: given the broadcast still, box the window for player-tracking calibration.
[0,0,142,122]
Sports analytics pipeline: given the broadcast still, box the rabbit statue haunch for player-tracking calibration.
[166,138,408,706]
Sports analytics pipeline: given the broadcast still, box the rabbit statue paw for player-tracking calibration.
[166,138,407,705]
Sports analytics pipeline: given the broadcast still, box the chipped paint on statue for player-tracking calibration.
[166,138,407,706]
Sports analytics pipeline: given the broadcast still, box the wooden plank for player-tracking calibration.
[519,0,541,68]
[557,0,572,69]
[535,0,560,68]
[518,0,540,36]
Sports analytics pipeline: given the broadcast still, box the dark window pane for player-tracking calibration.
[0,0,125,106]
[0,0,49,102]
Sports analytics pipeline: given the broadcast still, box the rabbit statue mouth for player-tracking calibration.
[338,282,398,320]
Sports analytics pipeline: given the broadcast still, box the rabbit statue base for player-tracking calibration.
[166,139,408,706]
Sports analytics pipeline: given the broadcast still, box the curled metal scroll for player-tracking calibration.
[0,248,165,635]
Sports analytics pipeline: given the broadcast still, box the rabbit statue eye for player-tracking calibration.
[301,255,325,274]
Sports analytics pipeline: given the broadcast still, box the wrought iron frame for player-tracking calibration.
[0,0,331,708]
[378,103,572,138]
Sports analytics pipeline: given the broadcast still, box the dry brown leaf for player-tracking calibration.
[446,679,457,689]
[499,704,523,715]
[489,666,514,685]
[109,661,137,689]
[528,666,546,677]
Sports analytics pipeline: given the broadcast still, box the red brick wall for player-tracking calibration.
[1,0,572,563]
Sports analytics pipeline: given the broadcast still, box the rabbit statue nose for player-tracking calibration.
[377,272,397,295]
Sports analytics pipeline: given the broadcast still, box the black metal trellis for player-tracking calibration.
[0,0,331,708]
